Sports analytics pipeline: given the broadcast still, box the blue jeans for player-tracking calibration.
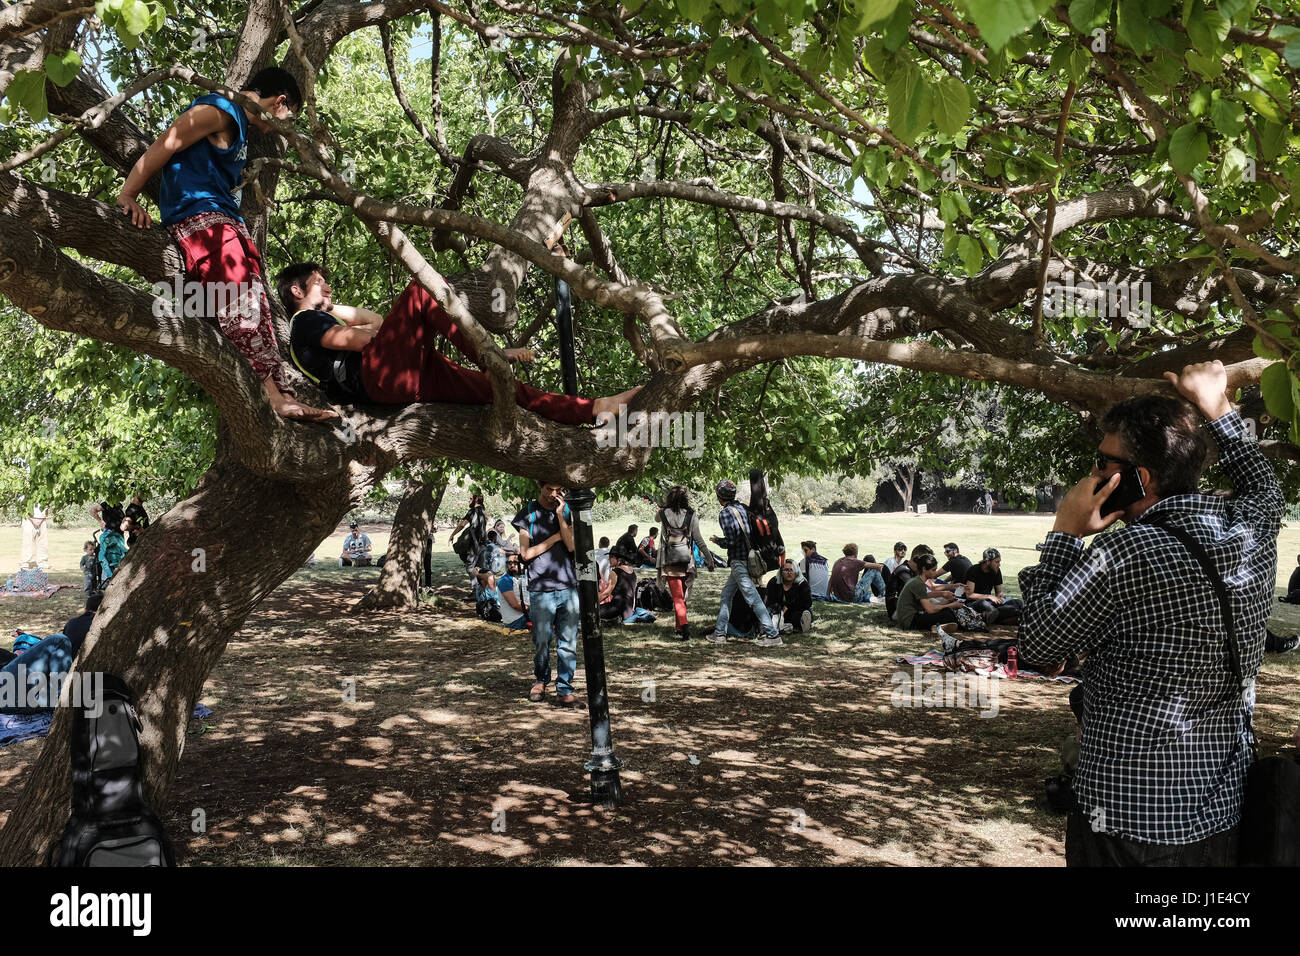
[855,568,886,601]
[714,561,777,639]
[0,633,73,714]
[528,587,579,695]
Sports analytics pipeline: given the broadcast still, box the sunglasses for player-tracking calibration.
[1095,451,1133,471]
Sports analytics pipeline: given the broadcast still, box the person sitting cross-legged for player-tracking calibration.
[798,540,834,600]
[895,553,963,630]
[965,548,1023,625]
[340,521,372,566]
[277,262,640,422]
[497,553,530,630]
[766,561,813,634]
[598,546,640,624]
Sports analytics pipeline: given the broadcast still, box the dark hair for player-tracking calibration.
[627,524,638,534]
[598,536,610,547]
[801,540,816,551]
[649,527,658,536]
[916,554,939,572]
[85,592,103,614]
[943,542,958,551]
[863,554,875,563]
[275,261,326,313]
[1101,395,1209,497]
[911,544,932,560]
[665,485,689,511]
[894,541,906,552]
[244,67,303,110]
[487,530,497,543]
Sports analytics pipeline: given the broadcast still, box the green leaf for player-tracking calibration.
[1168,122,1209,175]
[1186,7,1230,55]
[931,76,970,136]
[1252,334,1281,361]
[1068,0,1111,31]
[885,59,931,144]
[957,234,983,275]
[43,50,82,87]
[1285,34,1300,68]
[1211,96,1246,137]
[963,0,1049,51]
[120,0,150,34]
[1241,88,1282,123]
[940,192,959,224]
[1188,85,1211,117]
[856,0,903,29]
[1220,147,1250,186]
[5,69,48,122]
[1260,361,1294,422]
[1117,0,1151,52]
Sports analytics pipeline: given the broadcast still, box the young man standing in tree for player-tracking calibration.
[275,263,640,422]
[514,482,580,706]
[117,68,333,422]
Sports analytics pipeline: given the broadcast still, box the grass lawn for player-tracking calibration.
[1,512,1298,866]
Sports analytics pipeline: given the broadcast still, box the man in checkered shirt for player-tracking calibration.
[1019,361,1283,866]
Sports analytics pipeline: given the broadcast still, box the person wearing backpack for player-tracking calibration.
[708,480,780,647]
[656,485,718,640]
[1019,361,1284,866]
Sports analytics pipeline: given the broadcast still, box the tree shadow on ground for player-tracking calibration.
[4,555,1298,866]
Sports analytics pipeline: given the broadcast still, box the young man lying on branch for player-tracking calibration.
[275,262,640,424]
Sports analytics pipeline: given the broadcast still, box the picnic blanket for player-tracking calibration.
[0,703,214,748]
[897,648,1081,683]
[1,568,70,599]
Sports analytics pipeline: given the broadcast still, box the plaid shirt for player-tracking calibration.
[1019,411,1283,845]
[717,502,752,564]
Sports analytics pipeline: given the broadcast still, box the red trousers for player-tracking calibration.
[666,577,688,628]
[167,212,291,393]
[359,281,594,425]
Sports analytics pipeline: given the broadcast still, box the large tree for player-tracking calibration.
[1,0,1295,863]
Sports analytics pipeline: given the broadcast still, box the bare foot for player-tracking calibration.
[263,377,339,421]
[592,385,644,423]
[275,399,339,422]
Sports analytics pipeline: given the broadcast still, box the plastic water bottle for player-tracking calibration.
[1005,646,1019,679]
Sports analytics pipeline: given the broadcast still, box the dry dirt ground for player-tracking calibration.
[3,547,1298,866]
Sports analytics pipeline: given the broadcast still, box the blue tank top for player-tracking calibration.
[158,94,248,225]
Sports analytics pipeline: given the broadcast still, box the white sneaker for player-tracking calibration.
[754,635,785,647]
[707,632,727,644]
[868,596,885,606]
[800,610,812,632]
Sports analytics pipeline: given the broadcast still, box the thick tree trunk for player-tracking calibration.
[355,467,449,612]
[0,446,363,865]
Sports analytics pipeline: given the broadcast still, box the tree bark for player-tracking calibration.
[0,444,363,866]
[355,467,450,612]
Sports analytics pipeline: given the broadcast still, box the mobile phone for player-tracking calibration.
[1099,466,1145,516]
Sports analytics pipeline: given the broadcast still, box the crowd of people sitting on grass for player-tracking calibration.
[437,472,1034,666]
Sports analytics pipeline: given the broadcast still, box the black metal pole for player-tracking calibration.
[556,276,623,806]
[556,277,579,396]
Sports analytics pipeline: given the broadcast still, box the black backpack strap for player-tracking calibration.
[1141,512,1255,752]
